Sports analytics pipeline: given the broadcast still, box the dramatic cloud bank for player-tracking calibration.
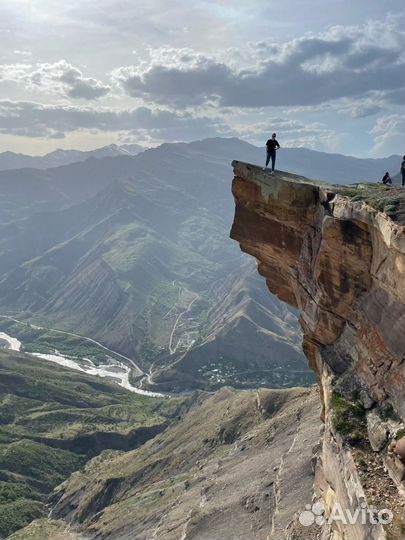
[112,19,404,109]
[0,60,110,100]
[0,1,403,156]
[0,100,226,141]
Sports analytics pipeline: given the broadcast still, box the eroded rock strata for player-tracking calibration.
[230,161,405,540]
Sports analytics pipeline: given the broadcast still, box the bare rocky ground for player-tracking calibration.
[11,386,321,540]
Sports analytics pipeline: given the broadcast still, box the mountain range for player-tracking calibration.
[0,137,401,180]
[0,137,400,391]
[0,143,144,171]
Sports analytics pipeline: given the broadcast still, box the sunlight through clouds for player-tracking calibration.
[0,0,403,156]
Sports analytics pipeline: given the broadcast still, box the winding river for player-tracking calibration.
[0,332,163,398]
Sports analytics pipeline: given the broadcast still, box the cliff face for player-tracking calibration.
[230,161,405,540]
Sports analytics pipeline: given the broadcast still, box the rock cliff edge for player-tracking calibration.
[230,161,405,540]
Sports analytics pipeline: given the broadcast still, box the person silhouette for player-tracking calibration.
[381,172,392,185]
[264,133,280,174]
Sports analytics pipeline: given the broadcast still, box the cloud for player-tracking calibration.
[0,100,226,140]
[370,114,405,154]
[383,88,405,105]
[350,101,383,118]
[112,19,404,109]
[230,116,339,151]
[233,117,326,136]
[0,60,110,100]
[13,50,32,57]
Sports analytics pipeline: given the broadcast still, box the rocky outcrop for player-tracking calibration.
[230,161,405,540]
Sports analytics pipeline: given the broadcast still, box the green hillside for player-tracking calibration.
[0,349,183,537]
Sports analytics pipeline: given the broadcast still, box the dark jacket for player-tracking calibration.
[266,139,280,152]
[382,173,392,185]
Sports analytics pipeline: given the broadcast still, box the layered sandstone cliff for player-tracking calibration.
[230,161,405,540]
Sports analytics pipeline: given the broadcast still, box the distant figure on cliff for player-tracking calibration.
[264,133,280,174]
[381,172,392,185]
[401,155,405,186]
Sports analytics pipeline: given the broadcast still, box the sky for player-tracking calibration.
[0,0,404,157]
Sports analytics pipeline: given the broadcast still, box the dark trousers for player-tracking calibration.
[266,150,276,171]
[402,173,405,186]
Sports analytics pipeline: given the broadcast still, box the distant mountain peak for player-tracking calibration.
[0,142,147,171]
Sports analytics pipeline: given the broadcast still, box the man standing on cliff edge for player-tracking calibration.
[264,133,280,174]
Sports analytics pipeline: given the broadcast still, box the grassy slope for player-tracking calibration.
[337,184,405,225]
[0,349,183,537]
